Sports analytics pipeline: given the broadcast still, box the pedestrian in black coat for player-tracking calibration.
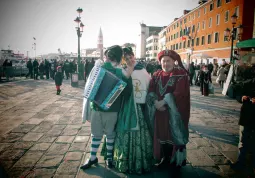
[33,59,39,80]
[55,66,63,95]
[39,61,45,79]
[26,59,33,78]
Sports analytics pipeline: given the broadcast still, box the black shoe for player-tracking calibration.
[80,158,98,169]
[106,159,114,169]
[56,90,60,95]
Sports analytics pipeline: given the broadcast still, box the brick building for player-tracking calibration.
[165,0,255,65]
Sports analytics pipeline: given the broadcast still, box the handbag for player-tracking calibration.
[209,83,214,94]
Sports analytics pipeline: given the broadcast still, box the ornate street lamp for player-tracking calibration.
[224,13,243,64]
[74,7,84,80]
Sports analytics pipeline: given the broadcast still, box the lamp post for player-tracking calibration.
[224,13,243,64]
[74,7,84,80]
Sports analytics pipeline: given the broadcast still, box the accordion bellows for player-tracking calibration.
[84,65,127,110]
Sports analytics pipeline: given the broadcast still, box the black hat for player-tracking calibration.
[123,47,134,56]
[104,45,123,63]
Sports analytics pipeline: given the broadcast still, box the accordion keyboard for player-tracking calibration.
[84,66,100,99]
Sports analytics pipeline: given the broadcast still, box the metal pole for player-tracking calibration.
[77,27,81,79]
[230,25,234,64]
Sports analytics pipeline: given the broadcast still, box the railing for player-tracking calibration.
[0,66,28,81]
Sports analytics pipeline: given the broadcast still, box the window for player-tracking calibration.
[225,11,229,22]
[224,35,228,42]
[183,41,186,48]
[235,6,239,18]
[191,39,194,46]
[201,36,205,45]
[210,3,214,11]
[173,45,175,50]
[196,38,200,46]
[189,15,191,21]
[216,14,220,25]
[193,13,195,20]
[180,20,182,26]
[208,34,211,44]
[171,35,173,40]
[226,0,231,3]
[214,32,219,43]
[217,0,222,7]
[176,44,178,50]
[197,23,200,31]
[177,22,179,27]
[176,32,179,38]
[180,30,182,37]
[204,7,207,14]
[184,18,187,23]
[174,24,176,29]
[187,40,190,47]
[183,28,186,35]
[169,37,171,41]
[179,42,182,49]
[202,21,206,30]
[188,27,191,34]
[209,17,212,28]
[198,10,200,17]
[174,34,176,39]
[192,25,195,32]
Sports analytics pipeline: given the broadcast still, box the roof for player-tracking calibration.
[236,38,255,48]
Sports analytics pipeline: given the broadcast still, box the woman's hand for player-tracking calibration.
[252,97,255,104]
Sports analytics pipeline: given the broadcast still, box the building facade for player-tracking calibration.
[136,23,164,59]
[146,35,159,60]
[158,28,167,52]
[165,0,255,65]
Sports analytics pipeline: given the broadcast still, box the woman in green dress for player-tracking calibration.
[102,47,153,174]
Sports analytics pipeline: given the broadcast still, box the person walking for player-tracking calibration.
[26,59,33,79]
[39,61,45,79]
[33,59,39,80]
[54,66,63,95]
[216,66,226,88]
[189,62,195,86]
[199,65,212,96]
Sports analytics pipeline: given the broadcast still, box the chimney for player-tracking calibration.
[183,10,191,15]
[174,18,179,21]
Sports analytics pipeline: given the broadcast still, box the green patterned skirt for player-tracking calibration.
[101,104,153,174]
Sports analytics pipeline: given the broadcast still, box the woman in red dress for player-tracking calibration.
[147,50,190,170]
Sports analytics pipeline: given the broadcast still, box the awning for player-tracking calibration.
[236,38,255,48]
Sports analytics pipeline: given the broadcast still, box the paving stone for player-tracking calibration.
[209,155,230,165]
[191,138,212,147]
[11,124,36,133]
[23,118,43,125]
[218,165,236,175]
[38,135,57,143]
[201,147,223,156]
[46,143,70,155]
[194,166,225,177]
[45,129,63,136]
[78,127,91,136]
[0,160,16,171]
[0,133,25,143]
[56,161,80,175]
[54,175,76,178]
[69,143,87,152]
[29,143,51,151]
[25,168,56,178]
[56,136,75,144]
[221,151,238,163]
[22,132,44,141]
[36,155,64,168]
[12,141,34,150]
[14,151,44,167]
[38,121,54,129]
[74,136,89,143]
[0,143,12,153]
[189,133,201,138]
[187,141,197,150]
[211,140,238,152]
[0,149,26,161]
[62,128,80,136]
[65,152,83,161]
[187,150,215,167]
[8,167,32,178]
[31,125,52,133]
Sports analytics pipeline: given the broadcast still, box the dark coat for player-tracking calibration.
[55,72,63,86]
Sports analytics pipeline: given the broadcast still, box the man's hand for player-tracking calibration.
[155,100,166,110]
[242,96,248,102]
[158,106,166,111]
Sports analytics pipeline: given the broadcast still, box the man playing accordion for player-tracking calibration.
[81,45,135,169]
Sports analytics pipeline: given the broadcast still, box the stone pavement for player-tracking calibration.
[0,78,253,178]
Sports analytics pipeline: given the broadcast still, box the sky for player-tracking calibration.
[0,0,198,57]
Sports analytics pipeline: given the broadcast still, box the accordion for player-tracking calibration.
[84,65,127,110]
